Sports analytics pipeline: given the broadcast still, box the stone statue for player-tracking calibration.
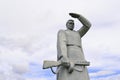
[43,13,91,80]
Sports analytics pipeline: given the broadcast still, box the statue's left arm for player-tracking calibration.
[69,13,91,37]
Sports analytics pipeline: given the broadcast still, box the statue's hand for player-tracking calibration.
[61,57,70,67]
[69,13,80,18]
[61,57,69,63]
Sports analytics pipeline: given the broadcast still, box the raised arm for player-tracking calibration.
[69,13,91,37]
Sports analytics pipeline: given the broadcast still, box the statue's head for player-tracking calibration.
[66,19,74,30]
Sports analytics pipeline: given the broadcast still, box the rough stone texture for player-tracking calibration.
[57,13,91,80]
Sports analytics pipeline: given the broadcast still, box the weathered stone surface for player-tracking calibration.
[43,13,91,80]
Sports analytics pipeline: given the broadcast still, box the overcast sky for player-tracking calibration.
[0,0,120,80]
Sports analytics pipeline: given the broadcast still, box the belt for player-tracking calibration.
[67,44,81,48]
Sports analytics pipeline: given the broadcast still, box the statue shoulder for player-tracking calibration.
[58,29,66,34]
[57,29,66,38]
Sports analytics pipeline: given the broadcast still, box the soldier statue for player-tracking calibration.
[43,13,91,80]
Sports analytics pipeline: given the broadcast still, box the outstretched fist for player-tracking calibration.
[69,13,80,18]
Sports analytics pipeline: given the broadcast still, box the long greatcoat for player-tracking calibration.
[57,26,90,80]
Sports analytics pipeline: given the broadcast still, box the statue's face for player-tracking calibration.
[66,20,74,30]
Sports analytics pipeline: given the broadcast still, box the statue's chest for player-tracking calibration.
[66,31,80,38]
[65,30,81,45]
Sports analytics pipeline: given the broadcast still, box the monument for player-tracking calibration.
[43,13,91,80]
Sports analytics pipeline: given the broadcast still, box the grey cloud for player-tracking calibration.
[0,62,26,80]
[0,0,120,80]
[92,74,120,80]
